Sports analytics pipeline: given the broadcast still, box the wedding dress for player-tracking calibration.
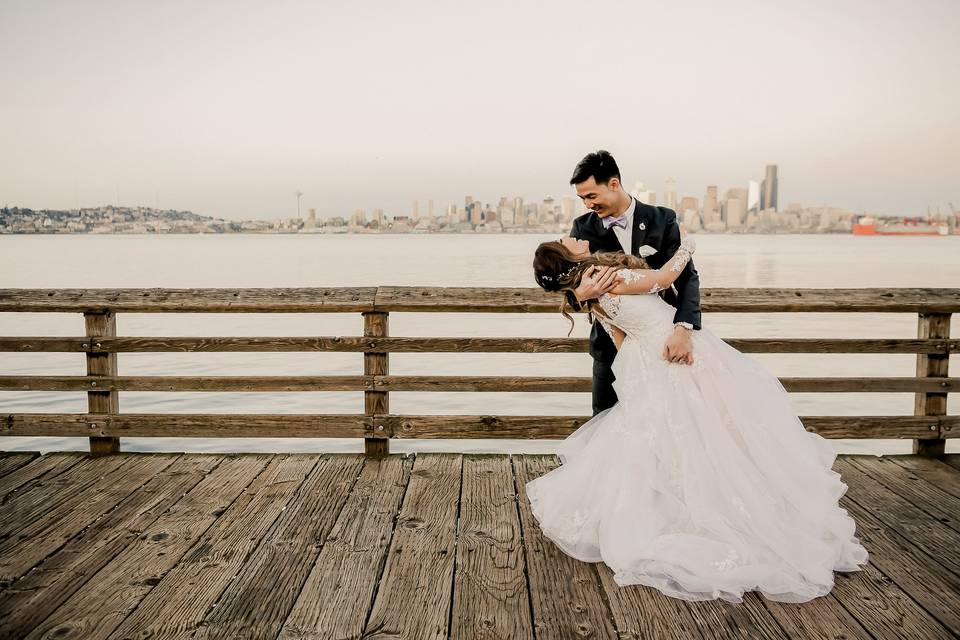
[525,259,869,603]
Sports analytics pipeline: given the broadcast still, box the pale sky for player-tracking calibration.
[1,0,957,220]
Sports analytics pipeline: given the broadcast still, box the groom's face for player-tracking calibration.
[574,176,621,218]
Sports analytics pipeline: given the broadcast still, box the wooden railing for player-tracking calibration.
[1,287,957,457]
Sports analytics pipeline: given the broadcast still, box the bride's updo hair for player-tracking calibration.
[532,240,650,335]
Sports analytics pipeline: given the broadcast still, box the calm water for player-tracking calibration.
[2,233,958,455]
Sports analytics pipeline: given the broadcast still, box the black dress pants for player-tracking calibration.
[591,358,618,416]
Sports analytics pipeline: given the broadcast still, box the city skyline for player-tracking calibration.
[2,1,957,219]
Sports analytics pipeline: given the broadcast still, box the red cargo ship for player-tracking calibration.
[852,216,949,236]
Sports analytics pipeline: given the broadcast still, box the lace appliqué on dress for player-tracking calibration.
[620,269,647,284]
[594,294,623,340]
[668,237,696,273]
[712,548,740,571]
[597,293,621,320]
[618,268,664,295]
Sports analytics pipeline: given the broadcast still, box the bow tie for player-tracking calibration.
[602,214,628,230]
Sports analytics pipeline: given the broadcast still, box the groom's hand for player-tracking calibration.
[573,266,620,301]
[663,326,694,365]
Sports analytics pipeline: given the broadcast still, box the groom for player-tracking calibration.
[567,150,702,415]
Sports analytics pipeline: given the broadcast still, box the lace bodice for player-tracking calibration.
[592,236,696,340]
[595,290,677,340]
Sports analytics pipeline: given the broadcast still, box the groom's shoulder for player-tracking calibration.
[571,210,597,230]
[637,201,678,225]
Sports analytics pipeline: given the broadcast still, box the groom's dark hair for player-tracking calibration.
[570,150,621,186]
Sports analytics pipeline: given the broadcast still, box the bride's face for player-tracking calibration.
[558,236,591,259]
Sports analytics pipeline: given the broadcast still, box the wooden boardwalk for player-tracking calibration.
[2,451,960,640]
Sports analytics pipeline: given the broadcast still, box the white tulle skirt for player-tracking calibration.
[525,325,869,603]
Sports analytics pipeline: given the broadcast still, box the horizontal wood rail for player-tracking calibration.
[2,287,960,313]
[2,374,958,393]
[0,287,956,457]
[1,336,958,354]
[3,413,958,440]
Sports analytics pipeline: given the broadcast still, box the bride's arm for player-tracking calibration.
[609,324,625,349]
[609,236,696,295]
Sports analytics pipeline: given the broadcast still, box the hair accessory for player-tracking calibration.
[539,263,578,283]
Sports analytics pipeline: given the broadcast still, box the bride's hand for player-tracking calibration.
[573,265,621,301]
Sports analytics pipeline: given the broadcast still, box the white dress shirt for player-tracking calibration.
[611,196,636,254]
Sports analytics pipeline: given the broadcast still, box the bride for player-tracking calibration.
[527,233,869,603]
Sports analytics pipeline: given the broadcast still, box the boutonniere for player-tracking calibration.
[638,221,646,230]
[637,245,657,257]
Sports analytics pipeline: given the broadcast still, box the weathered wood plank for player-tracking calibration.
[449,455,533,640]
[679,593,789,640]
[0,454,224,640]
[85,310,119,454]
[278,454,412,640]
[2,287,959,313]
[379,415,944,440]
[943,454,960,472]
[106,455,320,639]
[828,559,953,639]
[835,458,960,577]
[0,453,85,501]
[4,335,957,354]
[0,454,130,539]
[888,455,960,499]
[376,375,959,393]
[373,287,960,313]
[596,559,713,640]
[189,454,365,640]
[6,373,959,394]
[0,374,370,391]
[0,452,38,478]
[846,455,960,537]
[513,454,617,640]
[360,453,463,639]
[364,311,390,457]
[914,312,951,455]
[761,593,872,640]
[0,287,378,312]
[4,413,948,441]
[839,492,960,636]
[0,453,179,582]
[601,578,792,640]
[21,454,270,640]
[6,371,960,395]
[4,413,373,438]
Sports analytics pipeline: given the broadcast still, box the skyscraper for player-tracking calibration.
[703,186,720,226]
[761,165,778,212]
[560,195,577,223]
[665,177,677,211]
[722,188,747,228]
[747,180,761,212]
[631,180,655,205]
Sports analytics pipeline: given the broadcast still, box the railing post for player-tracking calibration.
[913,312,951,456]
[363,311,389,457]
[84,311,119,455]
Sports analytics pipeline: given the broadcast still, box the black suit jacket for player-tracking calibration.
[569,199,702,364]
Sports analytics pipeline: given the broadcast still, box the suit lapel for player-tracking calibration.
[585,212,622,252]
[630,201,649,256]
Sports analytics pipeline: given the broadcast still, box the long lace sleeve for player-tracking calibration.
[611,236,696,295]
